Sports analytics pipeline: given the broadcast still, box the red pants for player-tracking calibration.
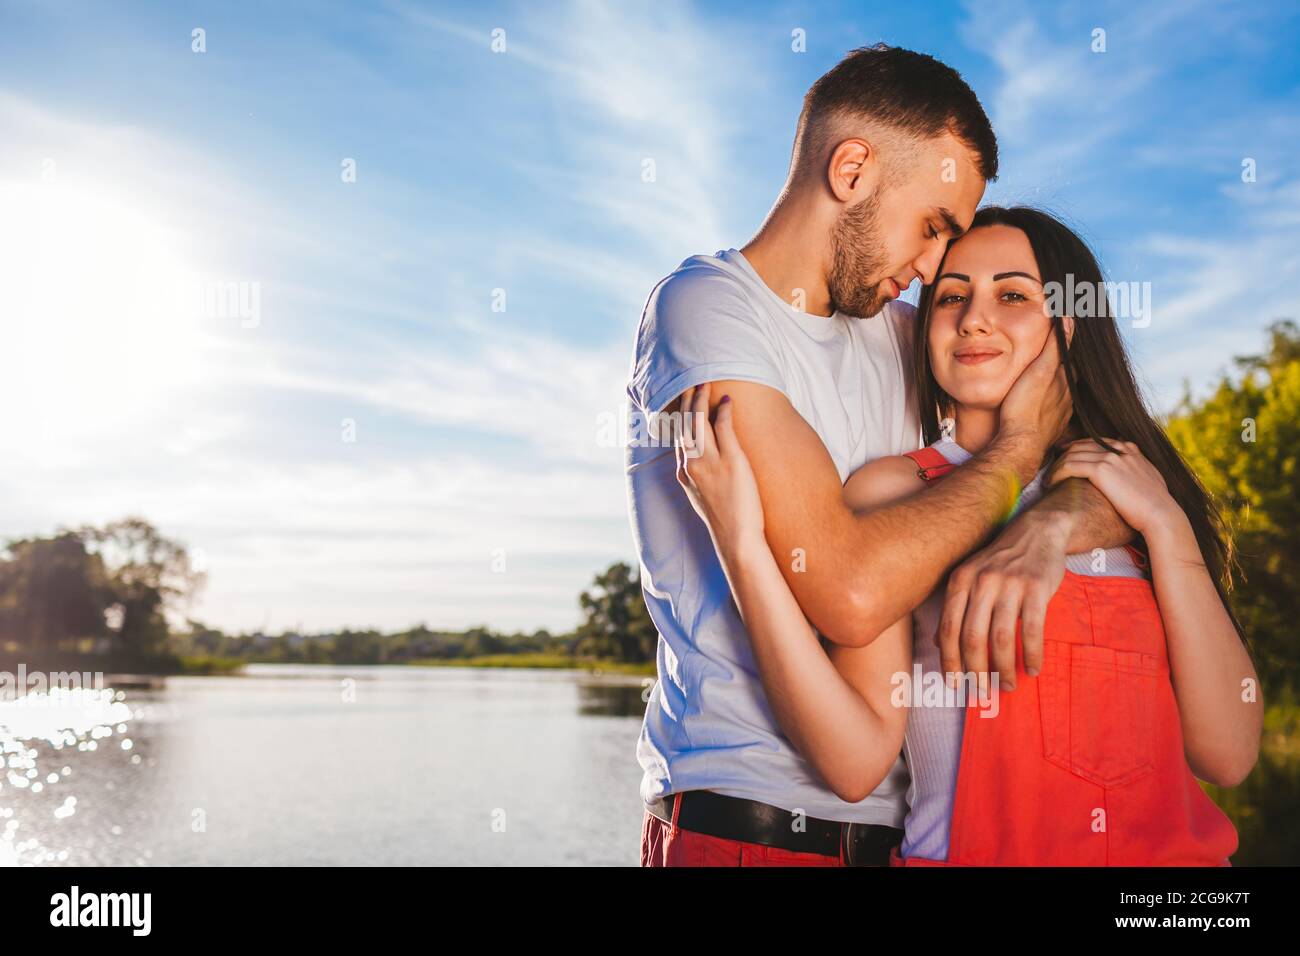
[640,794,844,867]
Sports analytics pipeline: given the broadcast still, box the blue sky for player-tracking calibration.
[1,0,1297,635]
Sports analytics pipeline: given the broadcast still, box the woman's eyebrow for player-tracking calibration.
[992,271,1041,283]
[936,272,969,282]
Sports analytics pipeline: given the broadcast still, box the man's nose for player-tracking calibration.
[914,243,946,285]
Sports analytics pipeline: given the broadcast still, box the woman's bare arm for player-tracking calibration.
[1049,439,1262,787]
[673,390,922,802]
[722,534,911,803]
[1145,512,1262,786]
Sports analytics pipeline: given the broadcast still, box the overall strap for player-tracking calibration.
[1122,542,1150,570]
[903,446,957,481]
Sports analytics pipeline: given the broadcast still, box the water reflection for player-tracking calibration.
[2,666,648,866]
[577,678,653,718]
[0,686,135,866]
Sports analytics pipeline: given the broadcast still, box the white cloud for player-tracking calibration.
[394,0,760,259]
[0,82,643,635]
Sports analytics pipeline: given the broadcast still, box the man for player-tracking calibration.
[626,45,1133,867]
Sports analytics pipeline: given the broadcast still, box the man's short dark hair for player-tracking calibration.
[792,43,998,182]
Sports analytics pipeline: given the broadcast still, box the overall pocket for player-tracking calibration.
[1039,639,1160,789]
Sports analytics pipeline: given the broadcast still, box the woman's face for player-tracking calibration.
[927,224,1069,411]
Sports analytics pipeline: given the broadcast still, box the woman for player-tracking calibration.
[674,206,1261,866]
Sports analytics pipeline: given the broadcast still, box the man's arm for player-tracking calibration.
[673,362,1065,648]
[1043,474,1137,553]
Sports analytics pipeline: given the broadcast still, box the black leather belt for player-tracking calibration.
[647,790,903,866]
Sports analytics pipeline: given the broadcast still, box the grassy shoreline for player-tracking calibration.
[411,653,655,675]
[171,653,657,677]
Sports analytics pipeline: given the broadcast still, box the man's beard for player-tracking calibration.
[828,192,891,318]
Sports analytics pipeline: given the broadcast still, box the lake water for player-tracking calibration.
[0,664,650,866]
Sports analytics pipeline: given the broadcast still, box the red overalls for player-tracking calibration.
[889,446,1238,866]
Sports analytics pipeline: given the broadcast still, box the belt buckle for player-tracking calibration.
[842,822,881,867]
[842,822,860,866]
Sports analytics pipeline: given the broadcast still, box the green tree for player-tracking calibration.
[0,533,110,653]
[77,517,206,658]
[1165,319,1300,696]
[333,628,385,665]
[573,561,658,663]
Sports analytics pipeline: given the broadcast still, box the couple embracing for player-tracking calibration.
[625,44,1261,867]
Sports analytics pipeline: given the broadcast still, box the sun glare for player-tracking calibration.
[0,181,205,448]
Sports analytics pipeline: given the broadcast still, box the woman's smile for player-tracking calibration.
[953,347,1004,366]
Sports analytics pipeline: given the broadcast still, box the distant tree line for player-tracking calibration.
[174,621,573,666]
[172,559,658,667]
[0,514,659,670]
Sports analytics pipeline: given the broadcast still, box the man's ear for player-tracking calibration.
[826,138,875,202]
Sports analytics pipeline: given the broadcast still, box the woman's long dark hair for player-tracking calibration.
[913,205,1246,641]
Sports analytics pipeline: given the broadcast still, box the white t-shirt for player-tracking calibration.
[626,247,922,825]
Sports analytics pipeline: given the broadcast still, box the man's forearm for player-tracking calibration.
[1026,476,1137,554]
[784,433,1041,646]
